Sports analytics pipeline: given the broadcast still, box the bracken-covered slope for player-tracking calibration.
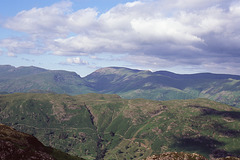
[0,93,240,159]
[0,123,84,160]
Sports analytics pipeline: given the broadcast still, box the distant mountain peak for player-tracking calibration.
[95,66,139,73]
[92,67,152,76]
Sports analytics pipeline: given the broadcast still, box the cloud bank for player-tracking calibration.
[1,0,240,74]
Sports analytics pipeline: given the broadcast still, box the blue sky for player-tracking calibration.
[1,0,240,77]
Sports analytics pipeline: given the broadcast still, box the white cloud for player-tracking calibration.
[68,8,98,33]
[90,56,97,59]
[131,18,203,44]
[7,52,16,57]
[66,57,89,65]
[125,54,175,67]
[1,0,240,74]
[4,1,72,38]
[230,2,240,15]
[0,38,47,55]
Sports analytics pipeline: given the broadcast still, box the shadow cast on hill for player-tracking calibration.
[188,105,240,121]
[211,149,240,158]
[173,136,224,156]
[190,105,240,136]
[176,105,240,158]
[173,135,240,158]
[188,105,240,138]
[213,122,240,138]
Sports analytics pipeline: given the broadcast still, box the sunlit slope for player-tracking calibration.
[0,93,239,159]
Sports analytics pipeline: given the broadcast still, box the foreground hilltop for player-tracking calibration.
[0,124,83,160]
[0,93,239,159]
[1,65,240,108]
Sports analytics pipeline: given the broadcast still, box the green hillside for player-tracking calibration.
[0,93,239,159]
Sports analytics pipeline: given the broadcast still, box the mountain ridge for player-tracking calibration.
[154,70,240,80]
[85,66,240,107]
[0,65,240,107]
[4,64,240,80]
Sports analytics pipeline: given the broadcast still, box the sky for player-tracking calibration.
[0,0,240,77]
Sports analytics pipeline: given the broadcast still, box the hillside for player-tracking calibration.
[0,123,84,160]
[0,93,240,159]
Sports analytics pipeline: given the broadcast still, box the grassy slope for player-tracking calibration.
[0,93,240,159]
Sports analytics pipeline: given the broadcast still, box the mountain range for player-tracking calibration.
[0,92,240,159]
[0,65,240,108]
